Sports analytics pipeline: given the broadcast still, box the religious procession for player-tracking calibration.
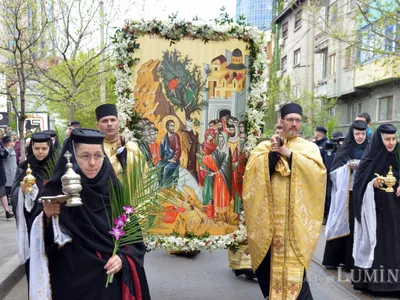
[0,0,400,300]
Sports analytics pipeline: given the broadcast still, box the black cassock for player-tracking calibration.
[352,124,400,293]
[322,122,368,270]
[37,131,150,300]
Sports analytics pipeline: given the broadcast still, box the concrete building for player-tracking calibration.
[274,0,400,132]
[236,0,274,30]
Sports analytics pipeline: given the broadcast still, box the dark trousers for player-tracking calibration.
[255,250,313,299]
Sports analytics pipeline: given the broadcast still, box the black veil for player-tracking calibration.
[330,121,369,172]
[38,128,150,299]
[353,124,398,222]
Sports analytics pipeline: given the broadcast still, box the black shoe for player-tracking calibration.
[322,217,327,225]
[6,211,14,219]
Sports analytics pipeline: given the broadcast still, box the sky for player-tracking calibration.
[117,0,236,25]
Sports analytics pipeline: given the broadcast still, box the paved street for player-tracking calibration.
[1,209,399,299]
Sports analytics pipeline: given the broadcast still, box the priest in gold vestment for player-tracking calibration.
[243,103,326,300]
[95,104,143,177]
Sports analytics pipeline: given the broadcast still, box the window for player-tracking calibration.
[329,53,336,75]
[322,51,328,78]
[281,56,287,72]
[378,96,394,121]
[349,102,362,123]
[282,22,288,39]
[329,3,338,24]
[294,49,301,66]
[328,107,336,117]
[294,10,302,29]
[344,47,352,69]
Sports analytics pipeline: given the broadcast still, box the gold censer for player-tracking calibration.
[375,165,397,192]
[21,164,36,193]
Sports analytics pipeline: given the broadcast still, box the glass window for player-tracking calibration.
[294,48,301,66]
[329,53,336,75]
[282,22,288,38]
[344,47,352,69]
[329,3,338,24]
[281,56,287,72]
[348,102,362,123]
[378,96,394,121]
[294,10,302,29]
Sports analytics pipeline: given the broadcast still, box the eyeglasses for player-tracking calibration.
[284,118,302,124]
[77,154,104,162]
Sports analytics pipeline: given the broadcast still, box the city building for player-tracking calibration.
[273,0,400,132]
[236,0,274,30]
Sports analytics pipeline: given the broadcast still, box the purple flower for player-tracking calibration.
[114,214,129,228]
[109,227,125,240]
[113,217,126,228]
[123,206,135,214]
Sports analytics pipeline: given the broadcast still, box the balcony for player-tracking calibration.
[354,57,400,88]
[314,32,329,53]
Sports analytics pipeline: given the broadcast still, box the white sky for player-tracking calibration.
[116,0,236,25]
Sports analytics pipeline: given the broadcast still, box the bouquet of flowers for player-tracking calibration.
[106,156,174,287]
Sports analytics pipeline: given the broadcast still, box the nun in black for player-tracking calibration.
[322,121,368,270]
[352,124,400,293]
[42,129,60,150]
[11,132,54,281]
[29,128,150,300]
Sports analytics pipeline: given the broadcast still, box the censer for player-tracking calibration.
[21,164,36,193]
[375,165,397,193]
[40,151,83,206]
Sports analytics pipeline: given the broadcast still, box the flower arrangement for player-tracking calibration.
[113,12,271,151]
[145,212,248,252]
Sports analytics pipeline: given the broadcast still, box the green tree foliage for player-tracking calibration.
[0,0,52,159]
[158,49,205,122]
[36,52,116,128]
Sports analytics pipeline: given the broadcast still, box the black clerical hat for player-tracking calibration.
[42,129,57,137]
[31,133,51,143]
[331,131,343,140]
[2,136,11,144]
[68,120,81,127]
[96,104,118,121]
[280,103,302,119]
[380,124,397,134]
[71,128,104,144]
[352,120,368,131]
[315,126,327,134]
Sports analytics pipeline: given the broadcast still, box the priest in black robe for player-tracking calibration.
[29,128,150,300]
[322,120,368,271]
[352,124,400,294]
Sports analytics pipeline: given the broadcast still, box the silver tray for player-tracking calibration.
[39,195,69,203]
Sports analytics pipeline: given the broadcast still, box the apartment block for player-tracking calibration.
[274,0,400,131]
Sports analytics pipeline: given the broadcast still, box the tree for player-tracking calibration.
[158,49,206,178]
[158,49,205,122]
[305,0,399,61]
[32,0,122,121]
[0,0,52,159]
[35,51,117,128]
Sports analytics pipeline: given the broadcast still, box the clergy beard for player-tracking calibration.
[284,129,299,139]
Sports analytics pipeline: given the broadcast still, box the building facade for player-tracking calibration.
[236,0,274,30]
[274,0,400,134]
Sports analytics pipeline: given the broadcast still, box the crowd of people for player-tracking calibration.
[243,107,400,299]
[2,102,400,299]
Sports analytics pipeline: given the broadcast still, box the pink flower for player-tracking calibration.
[123,206,135,214]
[109,227,125,240]
[114,214,129,228]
